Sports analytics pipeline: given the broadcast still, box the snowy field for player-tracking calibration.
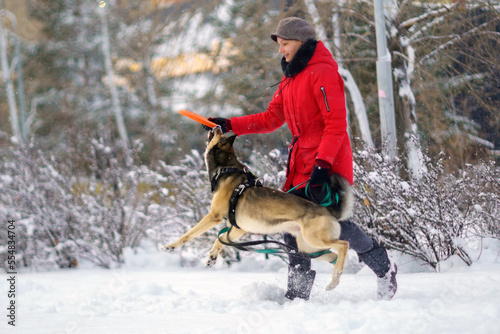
[3,240,500,334]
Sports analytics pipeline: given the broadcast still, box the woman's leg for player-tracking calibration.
[284,188,316,300]
[338,220,398,299]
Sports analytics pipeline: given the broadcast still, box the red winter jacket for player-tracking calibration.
[230,41,353,191]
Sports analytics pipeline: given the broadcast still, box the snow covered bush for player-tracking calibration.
[249,148,287,191]
[0,140,286,270]
[352,146,499,270]
[0,140,173,270]
[155,150,216,265]
[2,138,496,272]
[0,144,81,270]
[458,161,500,241]
[70,139,173,268]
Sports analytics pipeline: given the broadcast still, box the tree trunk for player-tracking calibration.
[392,39,426,178]
[99,5,129,152]
[0,13,22,144]
[305,0,374,148]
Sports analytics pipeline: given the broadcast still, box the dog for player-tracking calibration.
[162,126,354,291]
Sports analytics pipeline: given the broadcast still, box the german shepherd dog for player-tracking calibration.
[162,127,354,291]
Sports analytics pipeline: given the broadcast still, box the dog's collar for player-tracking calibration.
[210,168,247,193]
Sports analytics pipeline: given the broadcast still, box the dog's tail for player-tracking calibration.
[327,174,354,221]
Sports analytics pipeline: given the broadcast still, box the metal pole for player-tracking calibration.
[374,0,397,160]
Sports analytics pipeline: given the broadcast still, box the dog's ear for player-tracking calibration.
[226,134,237,147]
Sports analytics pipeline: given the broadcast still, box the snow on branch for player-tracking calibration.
[467,134,495,149]
[398,3,457,30]
[419,16,500,65]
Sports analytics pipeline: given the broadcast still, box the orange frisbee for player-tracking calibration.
[178,109,217,128]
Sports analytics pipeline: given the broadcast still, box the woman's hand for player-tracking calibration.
[202,117,232,133]
[306,160,336,206]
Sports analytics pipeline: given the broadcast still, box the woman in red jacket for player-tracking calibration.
[208,17,397,301]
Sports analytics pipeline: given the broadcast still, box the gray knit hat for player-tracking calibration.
[271,17,316,42]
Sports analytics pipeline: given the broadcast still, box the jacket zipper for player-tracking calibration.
[320,86,330,112]
[286,136,299,177]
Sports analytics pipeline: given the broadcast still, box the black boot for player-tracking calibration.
[283,233,316,301]
[284,265,316,301]
[377,261,397,300]
[358,239,398,300]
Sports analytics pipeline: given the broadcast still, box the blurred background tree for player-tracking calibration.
[1,0,498,168]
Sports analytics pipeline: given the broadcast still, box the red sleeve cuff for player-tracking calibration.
[315,159,331,170]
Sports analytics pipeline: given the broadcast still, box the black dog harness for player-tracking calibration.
[210,168,262,229]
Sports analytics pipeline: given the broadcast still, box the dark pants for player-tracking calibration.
[285,188,375,267]
[284,187,391,300]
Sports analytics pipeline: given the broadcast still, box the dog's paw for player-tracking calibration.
[326,280,339,291]
[205,255,217,268]
[326,273,342,291]
[161,244,175,253]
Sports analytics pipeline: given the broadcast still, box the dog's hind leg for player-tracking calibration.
[161,213,222,253]
[301,219,349,291]
[206,227,247,267]
[303,239,348,291]
[296,235,339,265]
[324,240,349,290]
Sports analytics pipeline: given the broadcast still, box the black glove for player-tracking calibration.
[203,117,231,133]
[306,161,335,206]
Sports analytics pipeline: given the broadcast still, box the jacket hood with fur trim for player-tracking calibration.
[281,39,318,78]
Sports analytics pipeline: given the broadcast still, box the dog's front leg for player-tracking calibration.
[161,213,222,253]
[205,227,247,268]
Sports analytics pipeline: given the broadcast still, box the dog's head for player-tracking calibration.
[204,126,242,174]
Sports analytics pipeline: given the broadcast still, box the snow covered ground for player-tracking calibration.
[3,240,500,334]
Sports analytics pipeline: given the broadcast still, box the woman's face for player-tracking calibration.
[277,37,304,63]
